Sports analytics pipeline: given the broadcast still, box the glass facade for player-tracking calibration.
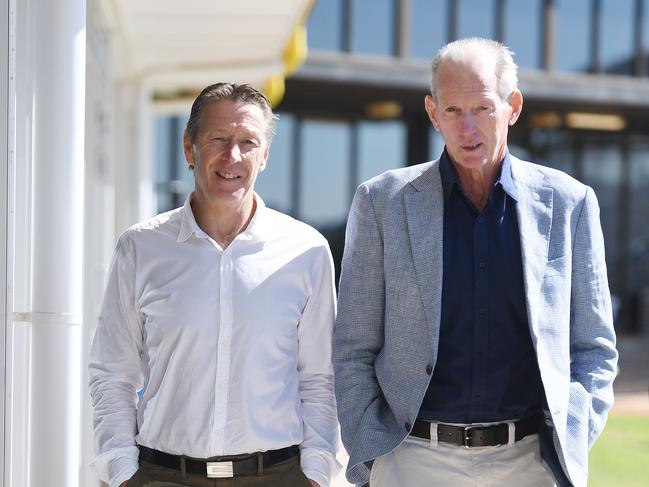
[351,0,395,55]
[358,121,406,183]
[505,0,541,69]
[601,0,635,74]
[153,0,649,332]
[307,0,343,51]
[410,0,448,59]
[299,119,351,226]
[629,143,649,319]
[458,0,495,40]
[556,0,591,72]
[256,114,295,214]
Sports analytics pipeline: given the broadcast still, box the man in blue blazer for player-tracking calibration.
[333,38,618,487]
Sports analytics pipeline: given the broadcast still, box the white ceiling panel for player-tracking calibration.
[104,0,314,94]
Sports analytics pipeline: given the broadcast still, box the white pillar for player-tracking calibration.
[30,0,86,486]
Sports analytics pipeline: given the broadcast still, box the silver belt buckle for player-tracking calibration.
[206,461,234,478]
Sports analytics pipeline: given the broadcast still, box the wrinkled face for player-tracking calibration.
[425,59,522,174]
[183,100,269,211]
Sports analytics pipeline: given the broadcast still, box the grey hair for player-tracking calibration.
[430,38,519,102]
[185,82,279,144]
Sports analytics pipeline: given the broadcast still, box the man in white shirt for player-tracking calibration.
[89,83,340,487]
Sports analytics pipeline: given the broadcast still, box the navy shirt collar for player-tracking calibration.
[439,148,519,203]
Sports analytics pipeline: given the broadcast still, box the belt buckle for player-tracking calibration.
[463,425,475,448]
[206,461,234,478]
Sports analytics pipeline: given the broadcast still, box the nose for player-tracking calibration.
[459,112,477,133]
[224,140,242,161]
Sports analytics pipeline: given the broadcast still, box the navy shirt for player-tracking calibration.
[418,149,544,423]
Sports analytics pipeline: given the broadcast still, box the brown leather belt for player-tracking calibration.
[410,414,541,448]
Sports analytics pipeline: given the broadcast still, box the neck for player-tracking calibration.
[191,193,256,248]
[454,161,501,212]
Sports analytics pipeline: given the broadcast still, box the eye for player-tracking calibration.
[445,106,459,114]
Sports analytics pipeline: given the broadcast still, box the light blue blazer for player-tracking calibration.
[333,155,618,487]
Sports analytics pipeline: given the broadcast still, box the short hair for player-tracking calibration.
[430,38,519,102]
[185,82,279,144]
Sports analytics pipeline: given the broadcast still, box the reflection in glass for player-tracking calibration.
[582,142,623,289]
[505,0,541,69]
[628,143,649,293]
[601,0,634,74]
[429,128,445,161]
[256,114,294,213]
[351,0,394,55]
[645,2,649,76]
[556,0,590,72]
[411,0,448,60]
[458,0,495,40]
[299,120,351,226]
[358,121,406,183]
[534,131,576,176]
[307,0,343,51]
[154,115,193,213]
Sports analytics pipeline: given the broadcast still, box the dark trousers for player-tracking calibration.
[125,456,312,487]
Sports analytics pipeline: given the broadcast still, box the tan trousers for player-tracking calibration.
[370,434,556,487]
[125,455,312,487]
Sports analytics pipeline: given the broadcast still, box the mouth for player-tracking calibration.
[216,171,240,180]
[462,143,483,151]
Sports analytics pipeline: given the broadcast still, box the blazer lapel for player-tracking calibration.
[404,165,444,343]
[513,161,553,342]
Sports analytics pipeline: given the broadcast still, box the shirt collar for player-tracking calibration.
[176,193,268,244]
[439,147,519,202]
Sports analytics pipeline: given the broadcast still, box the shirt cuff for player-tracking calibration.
[108,456,139,487]
[301,450,341,487]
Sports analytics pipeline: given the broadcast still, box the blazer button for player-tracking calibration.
[405,421,411,431]
[425,364,433,375]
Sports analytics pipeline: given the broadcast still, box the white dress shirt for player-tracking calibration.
[89,194,340,487]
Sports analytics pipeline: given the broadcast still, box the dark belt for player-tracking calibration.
[138,445,299,478]
[410,414,541,448]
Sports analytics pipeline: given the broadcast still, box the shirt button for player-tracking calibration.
[477,216,485,224]
[425,364,433,375]
[479,307,486,315]
[405,421,411,431]
[479,261,486,269]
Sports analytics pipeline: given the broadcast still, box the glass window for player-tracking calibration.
[601,0,634,74]
[556,0,591,72]
[307,0,343,51]
[256,114,294,214]
[154,115,193,213]
[628,142,649,294]
[645,1,649,76]
[351,0,395,55]
[410,0,448,60]
[535,132,576,176]
[358,121,406,183]
[505,0,541,69]
[429,128,445,160]
[458,0,495,40]
[582,142,623,290]
[299,120,351,226]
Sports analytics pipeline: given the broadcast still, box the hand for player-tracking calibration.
[309,481,320,487]
[119,483,127,487]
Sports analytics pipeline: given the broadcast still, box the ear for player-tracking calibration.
[424,95,441,131]
[507,89,523,126]
[183,131,195,168]
[258,145,270,173]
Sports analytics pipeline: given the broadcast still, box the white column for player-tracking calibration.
[29,0,86,486]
